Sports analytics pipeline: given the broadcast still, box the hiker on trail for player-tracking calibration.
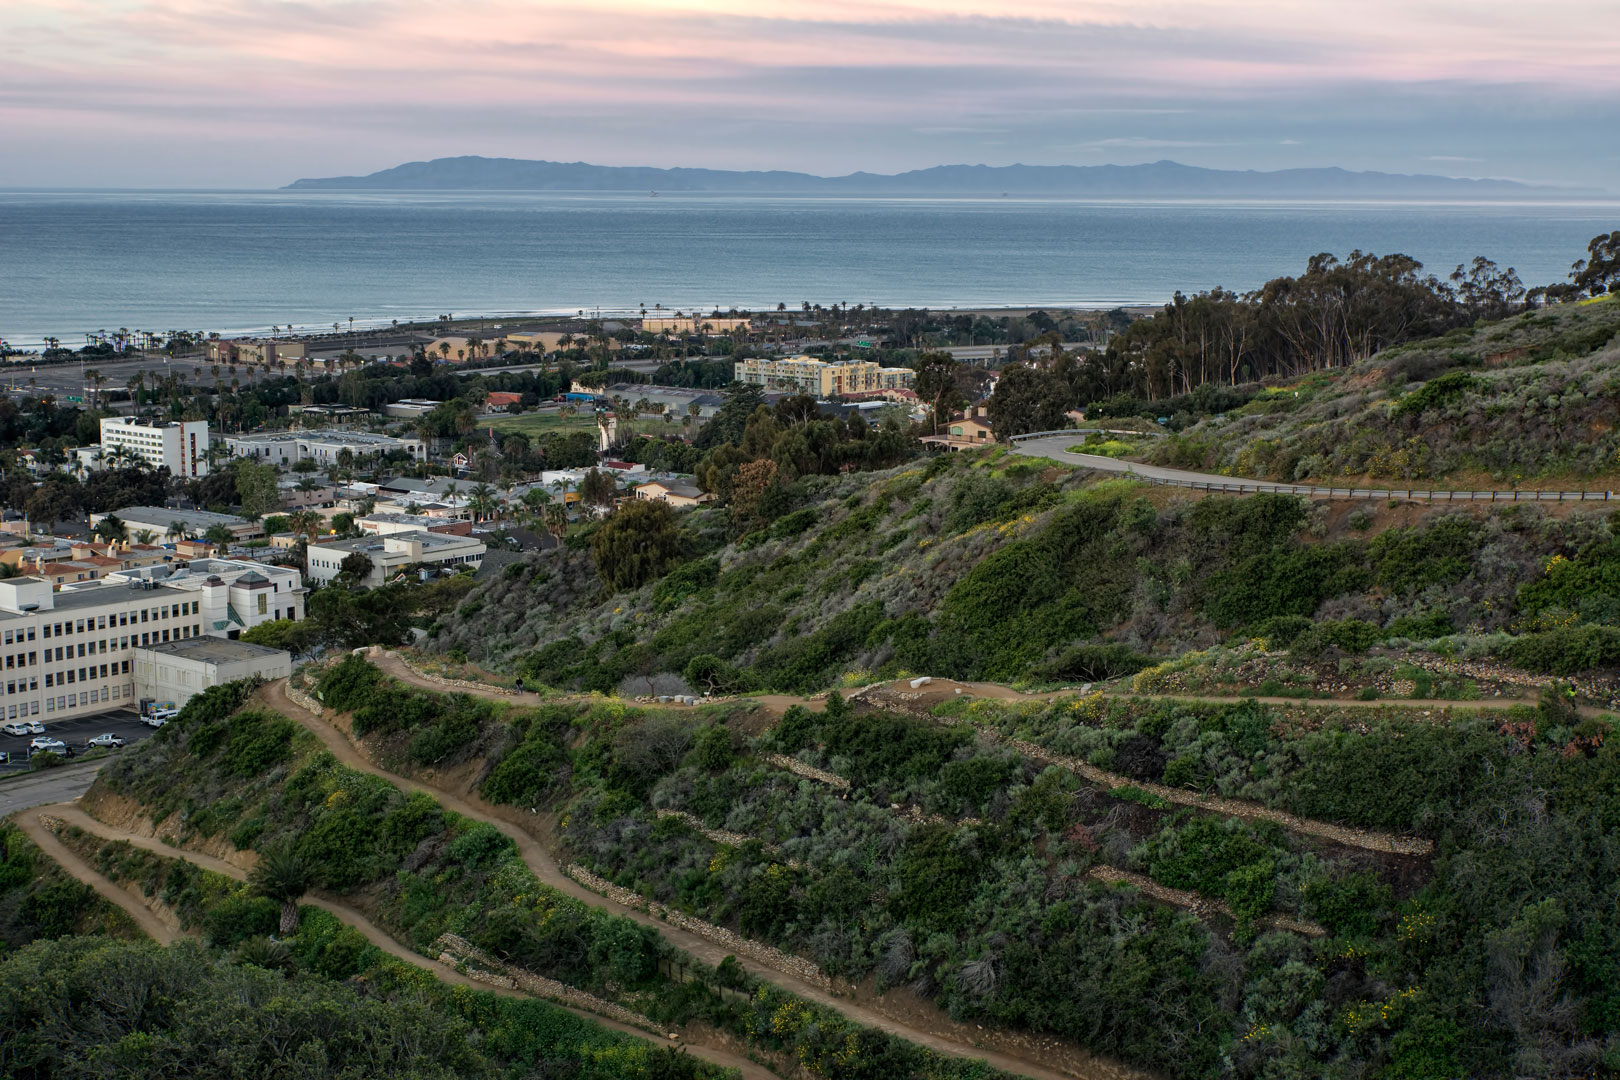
[515,678,524,695]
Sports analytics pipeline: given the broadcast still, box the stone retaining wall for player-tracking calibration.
[434,932,664,1032]
[764,754,850,791]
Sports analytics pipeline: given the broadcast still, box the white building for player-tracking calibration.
[92,507,262,544]
[0,577,211,725]
[305,531,485,588]
[223,429,426,468]
[109,558,306,637]
[99,418,210,478]
[132,637,291,712]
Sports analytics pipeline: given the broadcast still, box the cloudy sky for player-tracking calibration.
[3,0,1618,189]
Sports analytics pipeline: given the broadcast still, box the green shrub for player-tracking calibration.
[316,654,384,712]
[449,821,514,869]
[1302,871,1392,938]
[224,710,296,778]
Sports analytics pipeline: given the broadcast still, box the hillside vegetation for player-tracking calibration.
[435,448,1620,694]
[306,651,1620,1080]
[1148,296,1620,484]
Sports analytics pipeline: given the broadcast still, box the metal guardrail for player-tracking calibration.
[1008,433,1613,503]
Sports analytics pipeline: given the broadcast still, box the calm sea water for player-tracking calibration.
[1,189,1616,349]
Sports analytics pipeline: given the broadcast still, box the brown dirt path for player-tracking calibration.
[263,678,1145,1080]
[29,802,773,1080]
[10,808,179,945]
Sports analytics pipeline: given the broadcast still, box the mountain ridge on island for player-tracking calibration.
[283,156,1583,197]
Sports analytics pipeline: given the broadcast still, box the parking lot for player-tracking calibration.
[0,708,160,770]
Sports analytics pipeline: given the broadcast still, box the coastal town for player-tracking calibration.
[0,305,1094,750]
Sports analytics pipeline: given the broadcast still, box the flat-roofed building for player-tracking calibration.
[305,531,485,588]
[92,507,262,544]
[633,481,714,508]
[0,576,213,724]
[358,513,473,537]
[132,636,291,711]
[98,417,210,478]
[642,315,751,335]
[223,430,426,468]
[733,356,914,397]
[383,398,442,419]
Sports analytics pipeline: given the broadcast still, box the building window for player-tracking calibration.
[45,698,53,713]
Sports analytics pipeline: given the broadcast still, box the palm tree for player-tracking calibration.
[467,482,497,522]
[204,523,235,551]
[91,514,127,543]
[133,529,157,545]
[544,502,569,544]
[249,848,311,936]
[287,508,322,542]
[166,520,191,544]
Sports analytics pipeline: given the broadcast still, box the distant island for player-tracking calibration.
[284,156,1573,197]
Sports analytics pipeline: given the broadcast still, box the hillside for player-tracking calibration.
[284,156,1555,197]
[433,448,1620,702]
[1147,296,1620,485]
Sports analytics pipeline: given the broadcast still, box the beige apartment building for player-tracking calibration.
[733,356,915,397]
[643,315,751,335]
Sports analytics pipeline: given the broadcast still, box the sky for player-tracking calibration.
[2,0,1618,190]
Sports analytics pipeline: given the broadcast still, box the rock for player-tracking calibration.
[909,676,932,689]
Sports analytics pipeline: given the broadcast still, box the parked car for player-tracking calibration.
[28,740,68,757]
[27,721,44,735]
[143,708,177,727]
[1,722,28,736]
[29,735,63,750]
[87,733,126,749]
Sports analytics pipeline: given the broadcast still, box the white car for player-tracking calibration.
[29,735,63,750]
[143,709,176,727]
[1,722,28,737]
[87,733,126,749]
[29,739,67,757]
[27,721,44,735]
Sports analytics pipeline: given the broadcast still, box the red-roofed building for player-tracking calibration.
[484,392,522,412]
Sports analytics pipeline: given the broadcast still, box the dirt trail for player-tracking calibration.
[10,808,179,944]
[264,677,1144,1080]
[372,655,1436,856]
[26,802,773,1080]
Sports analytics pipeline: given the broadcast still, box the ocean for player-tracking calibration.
[1,189,1616,349]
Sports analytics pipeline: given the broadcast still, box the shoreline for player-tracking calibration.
[2,302,1161,354]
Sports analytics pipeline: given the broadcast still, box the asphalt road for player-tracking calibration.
[0,708,157,771]
[0,760,105,818]
[1010,435,1618,502]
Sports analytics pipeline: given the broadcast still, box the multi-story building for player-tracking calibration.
[110,558,305,636]
[305,531,485,588]
[0,576,210,724]
[98,417,210,478]
[732,356,914,397]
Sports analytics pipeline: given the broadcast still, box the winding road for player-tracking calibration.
[1009,435,1616,503]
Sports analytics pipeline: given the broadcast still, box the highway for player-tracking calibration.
[1010,435,1616,503]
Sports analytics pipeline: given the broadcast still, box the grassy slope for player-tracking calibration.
[1146,296,1620,485]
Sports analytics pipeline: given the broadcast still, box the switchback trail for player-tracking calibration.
[20,802,773,1080]
[263,678,1142,1080]
[372,645,1561,721]
[11,807,178,944]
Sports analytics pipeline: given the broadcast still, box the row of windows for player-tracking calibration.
[44,660,129,687]
[0,625,201,688]
[3,683,131,719]
[5,601,198,646]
